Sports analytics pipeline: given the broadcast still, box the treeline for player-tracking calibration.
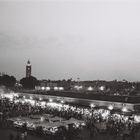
[0,74,16,87]
[2,73,140,92]
[0,74,39,89]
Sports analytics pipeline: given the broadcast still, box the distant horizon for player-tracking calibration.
[1,70,140,83]
[1,0,140,81]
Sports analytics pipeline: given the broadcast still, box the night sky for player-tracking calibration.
[0,0,140,81]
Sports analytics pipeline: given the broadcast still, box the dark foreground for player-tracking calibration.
[0,128,44,140]
[1,127,140,140]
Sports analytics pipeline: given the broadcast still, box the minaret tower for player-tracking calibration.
[26,60,31,77]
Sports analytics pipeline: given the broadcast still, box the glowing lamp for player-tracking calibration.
[46,87,50,91]
[90,104,95,108]
[88,86,93,91]
[108,105,113,110]
[61,100,64,104]
[49,98,53,102]
[59,87,64,91]
[40,117,45,122]
[41,87,45,90]
[54,87,58,90]
[100,86,105,91]
[122,107,128,112]
[22,101,25,104]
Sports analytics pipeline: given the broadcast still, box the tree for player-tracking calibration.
[20,76,39,89]
[0,74,16,87]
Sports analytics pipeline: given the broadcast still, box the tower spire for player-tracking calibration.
[27,59,31,65]
[26,59,31,77]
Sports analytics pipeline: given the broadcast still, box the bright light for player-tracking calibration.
[81,122,86,126]
[30,100,35,106]
[47,102,63,108]
[39,97,42,101]
[87,86,93,91]
[24,99,29,102]
[40,116,45,122]
[61,100,64,104]
[74,85,78,89]
[4,94,14,101]
[14,100,19,104]
[0,94,4,99]
[41,87,45,90]
[59,87,64,91]
[40,101,46,107]
[100,86,105,91]
[108,105,113,110]
[74,85,83,90]
[50,127,58,133]
[13,93,19,98]
[22,100,25,104]
[75,123,79,128]
[10,98,13,102]
[122,107,128,112]
[49,98,53,102]
[46,87,50,91]
[101,110,110,118]
[124,116,128,121]
[36,102,39,106]
[90,104,95,108]
[134,115,140,123]
[54,87,58,91]
[23,96,26,99]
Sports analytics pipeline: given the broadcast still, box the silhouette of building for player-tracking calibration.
[26,60,31,77]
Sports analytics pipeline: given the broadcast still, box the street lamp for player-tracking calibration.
[90,103,95,118]
[122,104,128,112]
[46,87,50,91]
[49,98,53,102]
[61,100,64,104]
[90,103,95,108]
[41,87,45,90]
[87,86,93,91]
[108,104,114,110]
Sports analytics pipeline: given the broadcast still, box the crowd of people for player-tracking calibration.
[0,93,140,140]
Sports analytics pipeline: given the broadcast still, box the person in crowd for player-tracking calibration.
[0,97,140,140]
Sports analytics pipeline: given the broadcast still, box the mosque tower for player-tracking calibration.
[26,60,31,77]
